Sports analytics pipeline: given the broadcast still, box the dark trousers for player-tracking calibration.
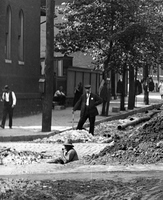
[101,100,110,116]
[101,100,107,115]
[53,96,66,105]
[76,108,96,135]
[1,103,14,128]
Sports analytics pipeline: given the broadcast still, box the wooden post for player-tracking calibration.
[42,0,54,132]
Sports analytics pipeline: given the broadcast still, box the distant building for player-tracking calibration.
[0,0,41,116]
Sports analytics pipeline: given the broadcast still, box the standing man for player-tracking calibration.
[73,84,102,135]
[100,80,111,116]
[0,85,16,129]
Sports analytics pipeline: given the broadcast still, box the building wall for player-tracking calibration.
[0,0,41,116]
[67,67,102,97]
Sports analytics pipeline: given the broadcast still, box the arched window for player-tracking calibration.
[18,10,24,62]
[5,6,12,60]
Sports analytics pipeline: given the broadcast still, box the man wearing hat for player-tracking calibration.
[0,85,16,129]
[48,139,78,164]
[61,139,79,163]
[73,84,102,135]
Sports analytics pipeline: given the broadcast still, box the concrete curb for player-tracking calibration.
[0,103,162,142]
[0,131,60,142]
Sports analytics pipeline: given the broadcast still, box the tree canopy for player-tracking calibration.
[55,0,163,74]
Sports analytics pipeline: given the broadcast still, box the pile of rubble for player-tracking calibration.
[33,129,111,144]
[84,109,163,165]
[0,147,47,165]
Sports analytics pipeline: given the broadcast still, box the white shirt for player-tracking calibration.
[54,90,65,97]
[86,93,90,106]
[2,91,16,106]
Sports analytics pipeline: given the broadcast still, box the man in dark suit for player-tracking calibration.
[73,84,102,135]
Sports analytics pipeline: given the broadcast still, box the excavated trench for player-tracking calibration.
[1,108,163,199]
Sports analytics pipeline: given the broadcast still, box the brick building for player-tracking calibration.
[0,0,41,116]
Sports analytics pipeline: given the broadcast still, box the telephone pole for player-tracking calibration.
[42,0,54,132]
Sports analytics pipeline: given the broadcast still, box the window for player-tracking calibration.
[5,6,12,61]
[18,10,24,63]
[57,60,63,76]
[41,61,45,75]
[54,60,64,76]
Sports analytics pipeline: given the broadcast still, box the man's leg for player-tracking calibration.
[105,100,110,116]
[89,115,96,135]
[76,115,88,130]
[60,96,66,105]
[9,107,14,128]
[1,106,8,128]
[101,100,107,115]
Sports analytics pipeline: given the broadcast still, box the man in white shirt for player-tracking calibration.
[0,85,16,129]
[53,86,66,105]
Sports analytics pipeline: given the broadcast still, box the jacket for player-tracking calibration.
[73,93,102,117]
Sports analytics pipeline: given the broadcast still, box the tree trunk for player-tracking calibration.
[143,65,149,105]
[42,0,54,132]
[105,88,111,116]
[120,64,126,111]
[111,70,116,99]
[102,58,111,116]
[128,66,135,109]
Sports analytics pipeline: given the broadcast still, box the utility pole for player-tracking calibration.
[42,0,54,132]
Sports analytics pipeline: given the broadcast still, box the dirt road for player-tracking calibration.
[1,171,163,199]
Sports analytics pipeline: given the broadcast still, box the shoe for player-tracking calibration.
[0,125,4,129]
[9,126,12,129]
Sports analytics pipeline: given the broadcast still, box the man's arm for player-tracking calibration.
[12,92,16,107]
[61,149,76,163]
[94,94,103,106]
[1,93,5,101]
[54,90,60,97]
[61,92,65,96]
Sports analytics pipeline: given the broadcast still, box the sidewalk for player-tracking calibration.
[0,92,162,141]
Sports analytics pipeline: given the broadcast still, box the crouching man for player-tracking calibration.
[48,139,79,164]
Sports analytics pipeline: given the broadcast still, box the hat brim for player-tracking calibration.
[64,143,74,147]
[84,84,91,89]
[4,86,9,90]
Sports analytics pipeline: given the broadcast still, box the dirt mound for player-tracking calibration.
[33,129,110,144]
[84,110,163,165]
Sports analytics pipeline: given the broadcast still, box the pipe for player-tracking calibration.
[117,110,161,130]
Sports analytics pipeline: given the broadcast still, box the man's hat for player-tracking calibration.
[4,85,9,90]
[63,139,74,147]
[84,84,91,89]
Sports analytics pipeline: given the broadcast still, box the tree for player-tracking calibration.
[55,0,141,112]
[55,0,163,109]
